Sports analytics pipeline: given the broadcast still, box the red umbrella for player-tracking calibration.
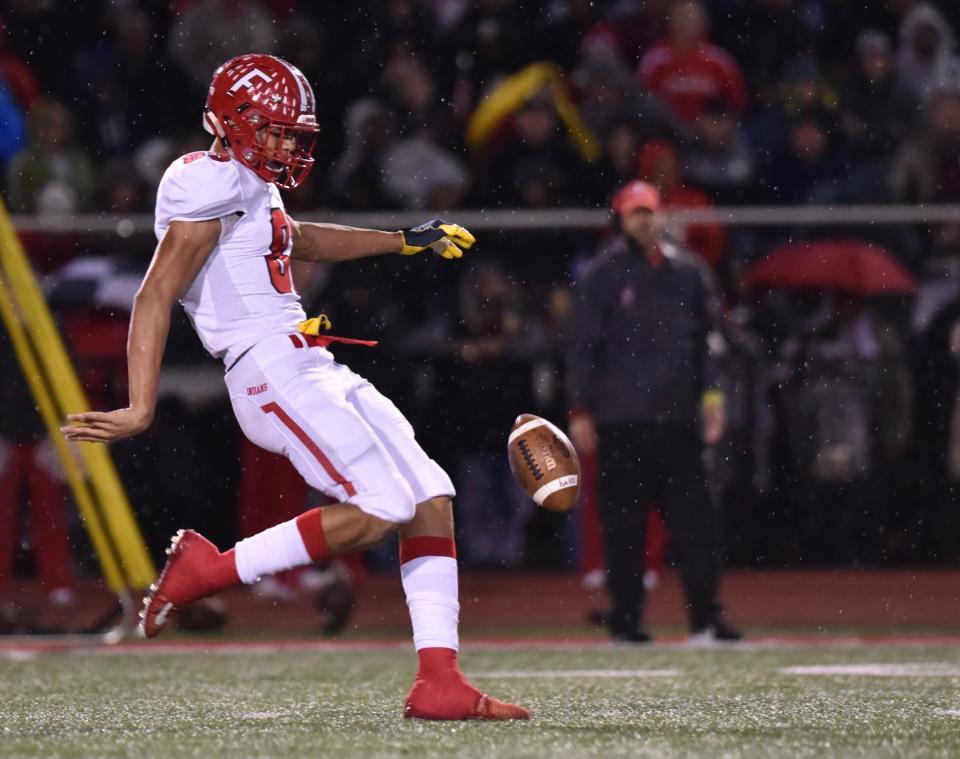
[742,240,917,295]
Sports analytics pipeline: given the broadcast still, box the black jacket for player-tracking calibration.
[565,236,717,425]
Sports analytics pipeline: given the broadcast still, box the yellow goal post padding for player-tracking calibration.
[0,198,155,591]
[0,277,128,591]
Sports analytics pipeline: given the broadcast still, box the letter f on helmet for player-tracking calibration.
[227,68,273,95]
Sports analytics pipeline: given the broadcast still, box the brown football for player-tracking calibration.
[507,413,580,513]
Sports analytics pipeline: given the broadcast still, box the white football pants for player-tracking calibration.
[224,333,454,523]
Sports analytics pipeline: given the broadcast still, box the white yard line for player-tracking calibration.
[2,635,960,659]
[240,711,285,720]
[0,650,38,662]
[782,663,960,677]
[470,669,681,679]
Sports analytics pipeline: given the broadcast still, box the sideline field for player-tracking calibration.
[2,638,959,758]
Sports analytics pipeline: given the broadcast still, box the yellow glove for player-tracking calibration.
[298,314,333,335]
[399,218,476,259]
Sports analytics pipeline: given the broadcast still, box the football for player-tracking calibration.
[507,413,580,513]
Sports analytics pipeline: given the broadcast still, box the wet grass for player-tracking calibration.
[1,644,959,758]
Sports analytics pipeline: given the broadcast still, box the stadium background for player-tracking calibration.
[2,0,960,629]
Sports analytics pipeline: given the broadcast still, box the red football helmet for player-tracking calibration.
[203,54,319,189]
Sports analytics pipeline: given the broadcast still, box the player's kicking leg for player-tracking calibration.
[140,502,394,637]
[398,496,529,720]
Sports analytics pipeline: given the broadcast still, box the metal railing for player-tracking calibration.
[11,203,960,236]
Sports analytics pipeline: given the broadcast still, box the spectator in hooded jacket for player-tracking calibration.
[890,86,960,203]
[833,29,920,202]
[896,3,960,102]
[841,30,919,162]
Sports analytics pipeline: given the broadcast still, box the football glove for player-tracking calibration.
[399,219,476,259]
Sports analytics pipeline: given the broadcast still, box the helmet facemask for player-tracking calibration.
[227,110,317,190]
[250,117,318,190]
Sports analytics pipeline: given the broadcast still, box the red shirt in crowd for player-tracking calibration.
[662,186,726,268]
[638,41,747,123]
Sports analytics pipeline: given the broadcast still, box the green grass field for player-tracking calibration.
[2,641,959,758]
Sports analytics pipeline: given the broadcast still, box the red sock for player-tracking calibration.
[416,646,461,676]
[399,536,457,564]
[295,507,330,561]
[210,548,241,587]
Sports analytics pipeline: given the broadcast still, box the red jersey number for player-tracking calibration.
[266,208,294,294]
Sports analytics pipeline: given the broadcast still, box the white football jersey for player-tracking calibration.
[154,151,307,367]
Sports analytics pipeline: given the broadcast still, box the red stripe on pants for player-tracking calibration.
[260,402,358,498]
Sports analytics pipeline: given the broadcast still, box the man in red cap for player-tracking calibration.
[566,179,740,643]
[609,179,664,259]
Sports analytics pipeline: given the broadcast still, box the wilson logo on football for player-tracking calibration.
[538,436,558,471]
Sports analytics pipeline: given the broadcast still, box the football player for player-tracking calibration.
[61,54,528,721]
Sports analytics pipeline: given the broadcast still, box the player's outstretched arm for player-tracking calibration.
[290,218,474,262]
[61,219,221,444]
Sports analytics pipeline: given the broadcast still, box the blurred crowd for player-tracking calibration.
[5,215,960,593]
[4,0,960,600]
[3,0,960,219]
